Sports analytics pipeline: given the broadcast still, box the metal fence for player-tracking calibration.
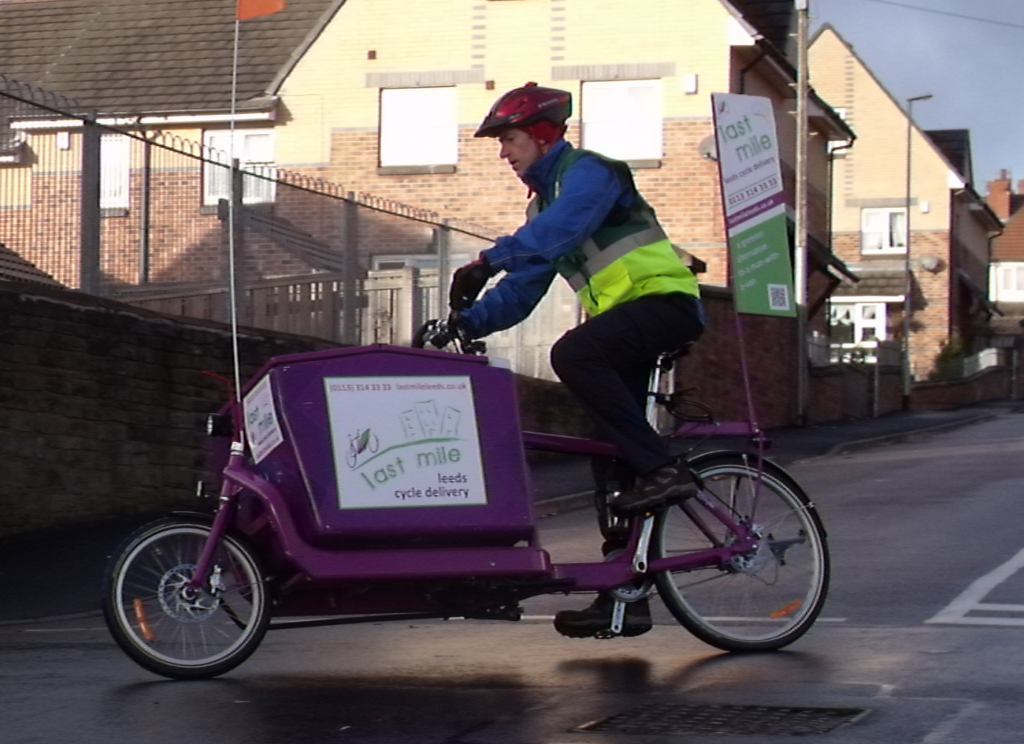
[0,75,572,377]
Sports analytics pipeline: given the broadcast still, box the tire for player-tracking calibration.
[653,451,829,652]
[102,516,270,679]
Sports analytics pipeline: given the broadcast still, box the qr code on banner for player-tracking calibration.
[767,284,791,311]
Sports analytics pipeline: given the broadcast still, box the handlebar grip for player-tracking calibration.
[412,319,444,349]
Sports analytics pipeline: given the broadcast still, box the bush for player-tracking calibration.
[928,338,965,381]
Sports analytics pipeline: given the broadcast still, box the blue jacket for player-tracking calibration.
[459,140,633,337]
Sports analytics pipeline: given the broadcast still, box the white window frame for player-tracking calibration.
[861,207,907,254]
[101,133,131,210]
[379,87,457,168]
[203,128,276,205]
[992,262,1024,302]
[581,79,662,161]
[830,301,889,343]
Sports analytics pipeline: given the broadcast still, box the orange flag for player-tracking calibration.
[237,0,285,20]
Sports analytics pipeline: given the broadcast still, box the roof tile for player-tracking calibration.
[0,0,337,115]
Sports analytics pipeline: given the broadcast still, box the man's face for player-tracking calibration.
[497,128,544,178]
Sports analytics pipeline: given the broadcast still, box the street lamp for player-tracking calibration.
[902,93,933,410]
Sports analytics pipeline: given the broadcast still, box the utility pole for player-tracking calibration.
[902,94,933,409]
[79,117,102,295]
[794,0,810,423]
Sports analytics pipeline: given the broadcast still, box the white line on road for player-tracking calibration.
[927,545,1024,626]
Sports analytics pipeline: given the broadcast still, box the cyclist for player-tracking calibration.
[447,83,705,638]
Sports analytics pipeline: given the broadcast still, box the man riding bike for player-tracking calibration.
[441,83,705,638]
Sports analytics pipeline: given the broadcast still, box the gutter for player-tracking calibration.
[11,109,278,131]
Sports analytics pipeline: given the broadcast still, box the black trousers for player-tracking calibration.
[550,292,705,477]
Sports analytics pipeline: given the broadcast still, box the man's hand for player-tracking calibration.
[450,254,494,312]
[413,318,458,349]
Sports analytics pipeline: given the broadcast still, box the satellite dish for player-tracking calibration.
[698,135,718,162]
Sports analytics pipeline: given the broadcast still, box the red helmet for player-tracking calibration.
[474,82,572,138]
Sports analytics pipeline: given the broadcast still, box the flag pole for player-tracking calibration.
[227,17,245,428]
[226,0,285,427]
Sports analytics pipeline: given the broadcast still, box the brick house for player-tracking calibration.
[1,0,882,422]
[985,172,1024,347]
[272,0,857,305]
[0,0,853,301]
[0,0,344,290]
[810,24,1002,379]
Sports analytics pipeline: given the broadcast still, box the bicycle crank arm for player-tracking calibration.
[632,515,655,574]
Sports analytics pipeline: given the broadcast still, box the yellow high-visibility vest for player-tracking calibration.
[527,147,699,316]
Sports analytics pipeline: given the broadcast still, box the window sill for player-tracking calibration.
[203,202,274,217]
[101,208,129,218]
[377,165,457,176]
[625,159,662,169]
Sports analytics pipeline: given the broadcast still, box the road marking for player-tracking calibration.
[927,545,1024,626]
[517,615,848,623]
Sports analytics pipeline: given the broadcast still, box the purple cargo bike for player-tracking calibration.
[102,342,829,679]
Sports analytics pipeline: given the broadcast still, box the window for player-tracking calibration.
[101,134,131,210]
[830,302,888,344]
[379,87,457,168]
[203,129,276,205]
[861,207,906,254]
[581,79,662,162]
[992,262,1024,302]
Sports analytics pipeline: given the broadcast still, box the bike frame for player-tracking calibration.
[187,344,761,615]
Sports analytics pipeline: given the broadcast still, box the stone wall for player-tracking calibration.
[0,280,1011,538]
[0,282,337,536]
[0,281,789,536]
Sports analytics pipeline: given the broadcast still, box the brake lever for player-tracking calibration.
[449,319,486,356]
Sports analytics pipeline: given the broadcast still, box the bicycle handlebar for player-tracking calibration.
[411,317,487,355]
[412,265,490,355]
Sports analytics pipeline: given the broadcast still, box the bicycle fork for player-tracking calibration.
[187,441,245,593]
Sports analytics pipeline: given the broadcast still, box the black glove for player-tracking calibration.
[412,318,458,349]
[450,254,493,312]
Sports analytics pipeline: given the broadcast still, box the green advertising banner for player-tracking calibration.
[711,93,796,317]
[729,214,796,315]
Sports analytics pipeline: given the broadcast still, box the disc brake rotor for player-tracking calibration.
[729,527,776,575]
[157,564,221,622]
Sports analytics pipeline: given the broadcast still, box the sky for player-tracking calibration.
[810,0,1024,193]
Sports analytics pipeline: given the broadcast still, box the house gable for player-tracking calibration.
[809,25,962,237]
[988,175,1024,262]
[0,0,340,116]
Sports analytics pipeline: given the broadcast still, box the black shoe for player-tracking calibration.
[553,595,652,639]
[613,462,697,514]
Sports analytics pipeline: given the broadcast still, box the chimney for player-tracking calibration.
[987,169,1013,220]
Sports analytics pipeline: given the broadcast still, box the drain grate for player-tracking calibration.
[575,703,869,737]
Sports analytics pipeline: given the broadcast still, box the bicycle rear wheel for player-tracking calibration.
[653,451,829,651]
[102,516,270,679]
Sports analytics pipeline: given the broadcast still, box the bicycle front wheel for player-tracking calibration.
[653,451,829,651]
[102,516,270,679]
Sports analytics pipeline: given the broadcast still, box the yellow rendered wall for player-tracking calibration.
[275,0,737,167]
[809,27,953,236]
